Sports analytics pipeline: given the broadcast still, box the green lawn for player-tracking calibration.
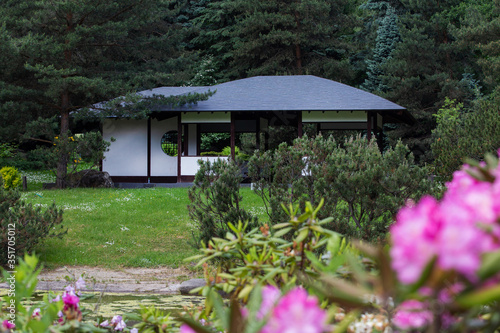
[21,186,267,269]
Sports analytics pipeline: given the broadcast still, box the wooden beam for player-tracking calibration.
[177,114,182,183]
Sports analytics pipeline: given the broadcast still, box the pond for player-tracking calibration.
[1,290,205,320]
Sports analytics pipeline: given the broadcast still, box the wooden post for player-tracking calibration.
[230,112,236,160]
[366,111,372,141]
[147,117,151,183]
[177,114,182,183]
[22,176,27,191]
[256,116,261,150]
[297,111,303,138]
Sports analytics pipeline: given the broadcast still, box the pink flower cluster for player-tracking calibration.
[390,159,500,284]
[260,287,327,333]
[181,286,327,333]
[392,300,433,330]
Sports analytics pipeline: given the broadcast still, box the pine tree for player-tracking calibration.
[376,0,476,162]
[0,1,189,187]
[192,0,359,81]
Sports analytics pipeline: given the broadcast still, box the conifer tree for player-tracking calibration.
[193,0,359,81]
[361,4,401,93]
[0,1,191,187]
[377,0,475,162]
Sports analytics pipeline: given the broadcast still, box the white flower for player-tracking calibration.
[100,320,109,327]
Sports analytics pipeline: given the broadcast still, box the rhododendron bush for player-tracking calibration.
[2,151,500,333]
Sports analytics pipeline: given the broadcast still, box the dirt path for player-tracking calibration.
[2,266,198,294]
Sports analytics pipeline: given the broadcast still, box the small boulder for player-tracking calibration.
[178,278,206,295]
[67,169,114,188]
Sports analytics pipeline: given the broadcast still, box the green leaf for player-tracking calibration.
[273,227,292,238]
[456,284,500,308]
[478,250,500,280]
[295,228,309,244]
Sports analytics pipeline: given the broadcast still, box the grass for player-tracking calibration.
[19,172,268,269]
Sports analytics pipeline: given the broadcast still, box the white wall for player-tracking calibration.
[151,117,178,176]
[181,156,228,176]
[103,119,148,176]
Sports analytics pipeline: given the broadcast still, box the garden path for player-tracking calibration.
[1,266,197,294]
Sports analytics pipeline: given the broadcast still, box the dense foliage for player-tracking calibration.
[248,135,434,241]
[0,167,21,190]
[0,187,64,267]
[432,96,500,180]
[188,158,259,247]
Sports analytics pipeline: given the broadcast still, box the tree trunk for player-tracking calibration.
[56,12,74,189]
[56,106,70,189]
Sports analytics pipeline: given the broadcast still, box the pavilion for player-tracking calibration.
[102,75,414,183]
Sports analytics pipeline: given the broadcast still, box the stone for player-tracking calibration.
[67,169,114,188]
[178,278,206,295]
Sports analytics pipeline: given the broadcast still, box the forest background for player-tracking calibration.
[0,0,499,168]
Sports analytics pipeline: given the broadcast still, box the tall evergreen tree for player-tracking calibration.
[376,0,475,162]
[453,0,500,96]
[361,4,401,93]
[0,0,189,187]
[192,0,359,81]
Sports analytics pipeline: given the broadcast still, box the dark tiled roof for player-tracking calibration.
[138,75,414,124]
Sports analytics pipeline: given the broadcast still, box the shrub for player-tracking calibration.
[187,158,259,247]
[432,96,500,180]
[248,134,434,242]
[0,166,21,190]
[0,186,65,267]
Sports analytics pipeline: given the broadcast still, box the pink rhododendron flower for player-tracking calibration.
[391,162,500,284]
[392,300,433,330]
[390,196,441,284]
[180,324,197,333]
[261,287,327,333]
[2,320,15,330]
[62,293,80,308]
[257,285,281,320]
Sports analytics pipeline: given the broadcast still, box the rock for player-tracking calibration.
[178,278,206,295]
[67,169,114,188]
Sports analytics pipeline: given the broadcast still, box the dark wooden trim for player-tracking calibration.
[297,111,303,138]
[111,176,148,183]
[230,112,236,160]
[147,117,151,180]
[177,114,182,183]
[181,175,195,183]
[150,176,177,183]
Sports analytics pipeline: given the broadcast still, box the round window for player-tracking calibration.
[161,131,181,156]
